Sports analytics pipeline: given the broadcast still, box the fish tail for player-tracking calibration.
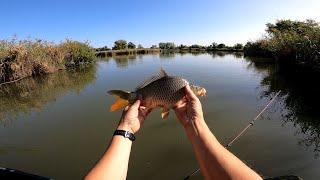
[107,90,130,112]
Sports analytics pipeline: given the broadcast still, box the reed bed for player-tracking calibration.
[0,39,95,84]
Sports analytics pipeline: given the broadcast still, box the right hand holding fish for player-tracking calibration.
[173,85,205,130]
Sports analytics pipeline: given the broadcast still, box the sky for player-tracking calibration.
[1,0,319,47]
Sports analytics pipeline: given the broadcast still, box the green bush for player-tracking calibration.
[244,19,320,66]
[60,40,95,66]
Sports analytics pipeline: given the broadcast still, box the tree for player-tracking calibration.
[138,44,143,49]
[127,42,136,49]
[233,43,243,49]
[190,44,205,49]
[179,44,188,49]
[113,40,127,50]
[158,42,175,49]
[266,19,318,37]
[150,45,158,49]
[95,46,110,51]
[211,42,218,49]
[217,43,226,49]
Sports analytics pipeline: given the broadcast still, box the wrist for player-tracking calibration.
[184,117,207,136]
[117,123,134,134]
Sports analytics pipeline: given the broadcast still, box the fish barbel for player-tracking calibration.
[108,69,206,119]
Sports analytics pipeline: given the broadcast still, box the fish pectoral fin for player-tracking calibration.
[110,98,129,112]
[161,108,170,119]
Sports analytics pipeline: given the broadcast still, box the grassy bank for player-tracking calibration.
[244,19,320,70]
[0,39,95,84]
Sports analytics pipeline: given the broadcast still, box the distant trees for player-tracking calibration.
[178,44,188,49]
[113,40,127,50]
[159,42,175,49]
[233,43,243,49]
[127,42,136,49]
[97,39,245,53]
[210,42,218,49]
[217,43,226,49]
[150,45,158,49]
[95,46,110,51]
[190,44,201,48]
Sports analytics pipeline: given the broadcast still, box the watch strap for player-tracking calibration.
[113,130,136,141]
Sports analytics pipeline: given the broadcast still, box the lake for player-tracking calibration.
[0,52,319,179]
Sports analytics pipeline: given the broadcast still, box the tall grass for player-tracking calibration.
[0,39,95,84]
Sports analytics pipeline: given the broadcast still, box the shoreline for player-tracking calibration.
[95,48,243,57]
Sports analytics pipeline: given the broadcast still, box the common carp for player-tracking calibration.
[108,69,206,119]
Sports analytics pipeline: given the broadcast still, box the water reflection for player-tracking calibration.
[159,52,176,59]
[246,57,320,157]
[113,55,138,68]
[207,51,243,59]
[0,65,97,123]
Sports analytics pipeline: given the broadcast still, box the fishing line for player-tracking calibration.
[183,90,282,180]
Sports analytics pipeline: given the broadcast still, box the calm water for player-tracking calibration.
[0,52,319,179]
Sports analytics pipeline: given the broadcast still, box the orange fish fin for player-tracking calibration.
[110,98,129,112]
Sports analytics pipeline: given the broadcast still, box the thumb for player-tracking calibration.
[185,85,198,101]
[130,99,141,110]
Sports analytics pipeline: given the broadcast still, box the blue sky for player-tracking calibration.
[1,0,319,47]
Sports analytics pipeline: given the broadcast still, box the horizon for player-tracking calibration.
[1,0,319,48]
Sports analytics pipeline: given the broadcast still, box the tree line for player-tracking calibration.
[95,40,147,51]
[96,40,243,52]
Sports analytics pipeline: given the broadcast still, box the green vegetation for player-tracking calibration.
[159,42,175,49]
[0,39,95,84]
[96,40,160,57]
[112,39,128,50]
[244,19,320,69]
[95,45,110,52]
[128,42,136,49]
[158,42,243,52]
[96,48,160,57]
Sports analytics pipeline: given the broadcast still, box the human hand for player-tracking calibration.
[117,100,152,134]
[173,85,204,129]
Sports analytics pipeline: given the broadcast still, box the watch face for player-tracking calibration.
[124,131,130,138]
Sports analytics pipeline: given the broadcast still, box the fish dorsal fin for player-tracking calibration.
[135,68,168,90]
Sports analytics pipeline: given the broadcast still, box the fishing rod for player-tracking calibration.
[184,90,282,180]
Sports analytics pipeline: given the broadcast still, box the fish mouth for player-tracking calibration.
[194,88,207,97]
[197,88,206,96]
[190,85,207,97]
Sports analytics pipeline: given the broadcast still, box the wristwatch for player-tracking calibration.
[113,130,136,141]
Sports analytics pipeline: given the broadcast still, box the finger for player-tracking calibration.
[173,98,187,110]
[185,85,198,101]
[129,99,141,110]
